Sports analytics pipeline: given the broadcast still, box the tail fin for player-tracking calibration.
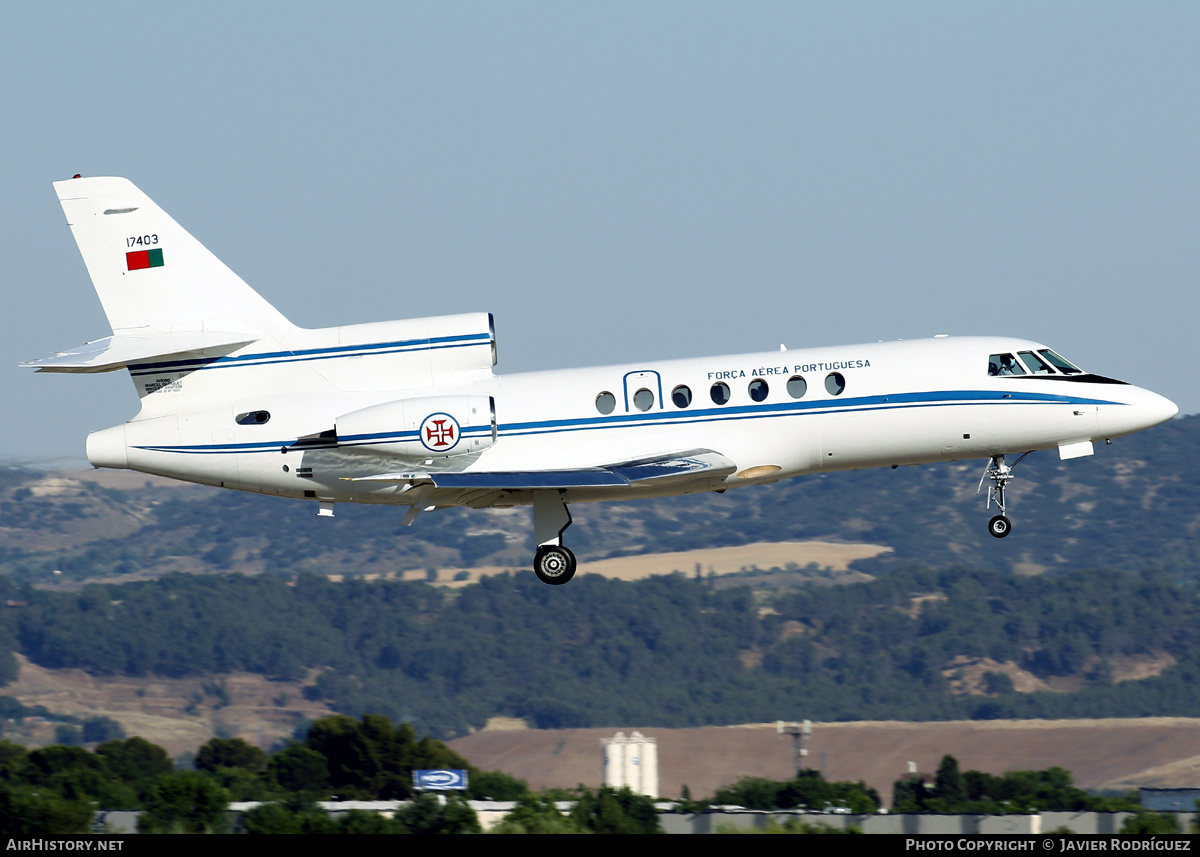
[53,176,290,338]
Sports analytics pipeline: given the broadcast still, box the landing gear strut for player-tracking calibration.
[532,491,576,585]
[977,453,1030,539]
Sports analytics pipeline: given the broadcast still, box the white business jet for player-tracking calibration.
[24,177,1178,585]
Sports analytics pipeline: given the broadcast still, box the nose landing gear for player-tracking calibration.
[977,453,1031,539]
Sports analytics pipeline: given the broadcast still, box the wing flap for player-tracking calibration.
[610,450,737,485]
[351,469,630,489]
[345,448,735,490]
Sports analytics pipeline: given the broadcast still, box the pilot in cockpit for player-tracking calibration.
[988,353,1023,376]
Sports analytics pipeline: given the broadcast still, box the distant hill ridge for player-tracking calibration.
[0,416,1195,739]
[0,562,1198,738]
[0,414,1195,583]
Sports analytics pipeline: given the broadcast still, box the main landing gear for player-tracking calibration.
[534,544,576,585]
[531,491,576,585]
[977,453,1031,539]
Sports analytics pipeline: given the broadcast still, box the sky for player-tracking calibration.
[3,2,1198,465]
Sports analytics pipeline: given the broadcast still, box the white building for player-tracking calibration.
[602,731,658,798]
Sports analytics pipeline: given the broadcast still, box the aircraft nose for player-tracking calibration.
[1100,388,1177,440]
[1146,391,1180,426]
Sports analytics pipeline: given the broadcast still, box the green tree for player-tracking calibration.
[712,776,782,809]
[934,755,967,807]
[0,784,93,835]
[490,792,581,834]
[24,745,134,808]
[241,800,337,834]
[302,714,469,799]
[194,738,270,801]
[891,775,926,813]
[54,725,82,746]
[195,737,266,773]
[138,770,230,834]
[891,761,1138,814]
[713,771,879,813]
[210,765,269,802]
[0,652,19,687]
[570,786,661,835]
[81,716,124,744]
[268,744,329,795]
[1120,811,1180,834]
[94,737,172,802]
[0,741,27,781]
[982,672,1015,695]
[394,793,480,834]
[468,769,529,801]
[336,808,409,834]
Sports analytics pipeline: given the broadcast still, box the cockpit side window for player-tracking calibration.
[988,353,1025,376]
[1038,349,1083,375]
[1018,351,1055,375]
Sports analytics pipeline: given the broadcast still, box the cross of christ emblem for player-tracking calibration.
[425,419,455,446]
[419,413,461,452]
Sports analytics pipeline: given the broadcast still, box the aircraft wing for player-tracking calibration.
[348,449,737,489]
[21,331,258,373]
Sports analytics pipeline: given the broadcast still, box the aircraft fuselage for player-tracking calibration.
[87,334,1174,509]
[28,176,1178,584]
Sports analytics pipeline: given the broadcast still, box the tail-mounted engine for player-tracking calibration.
[334,395,497,458]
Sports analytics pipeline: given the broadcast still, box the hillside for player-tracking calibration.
[0,565,1198,741]
[449,719,1200,800]
[0,414,1195,585]
[0,417,1195,750]
[0,654,335,757]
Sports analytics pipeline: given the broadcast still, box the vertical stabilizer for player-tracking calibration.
[53,176,291,338]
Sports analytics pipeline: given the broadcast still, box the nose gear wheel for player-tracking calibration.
[977,453,1031,539]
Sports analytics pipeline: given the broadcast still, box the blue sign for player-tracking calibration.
[413,769,469,791]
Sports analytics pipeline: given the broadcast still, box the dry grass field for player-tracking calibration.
[3,636,1199,804]
[386,540,891,586]
[1,655,335,758]
[450,718,1200,801]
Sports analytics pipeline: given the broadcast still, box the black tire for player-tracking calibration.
[533,545,577,585]
[988,515,1011,539]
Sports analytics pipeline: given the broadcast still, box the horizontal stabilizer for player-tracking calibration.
[347,449,736,490]
[21,331,257,373]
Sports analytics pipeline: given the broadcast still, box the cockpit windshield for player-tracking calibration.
[1018,351,1054,375]
[1037,348,1083,375]
[988,348,1085,377]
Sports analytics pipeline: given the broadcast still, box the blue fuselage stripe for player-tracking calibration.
[127,333,491,376]
[131,389,1122,455]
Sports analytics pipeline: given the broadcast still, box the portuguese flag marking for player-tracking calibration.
[126,248,164,271]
